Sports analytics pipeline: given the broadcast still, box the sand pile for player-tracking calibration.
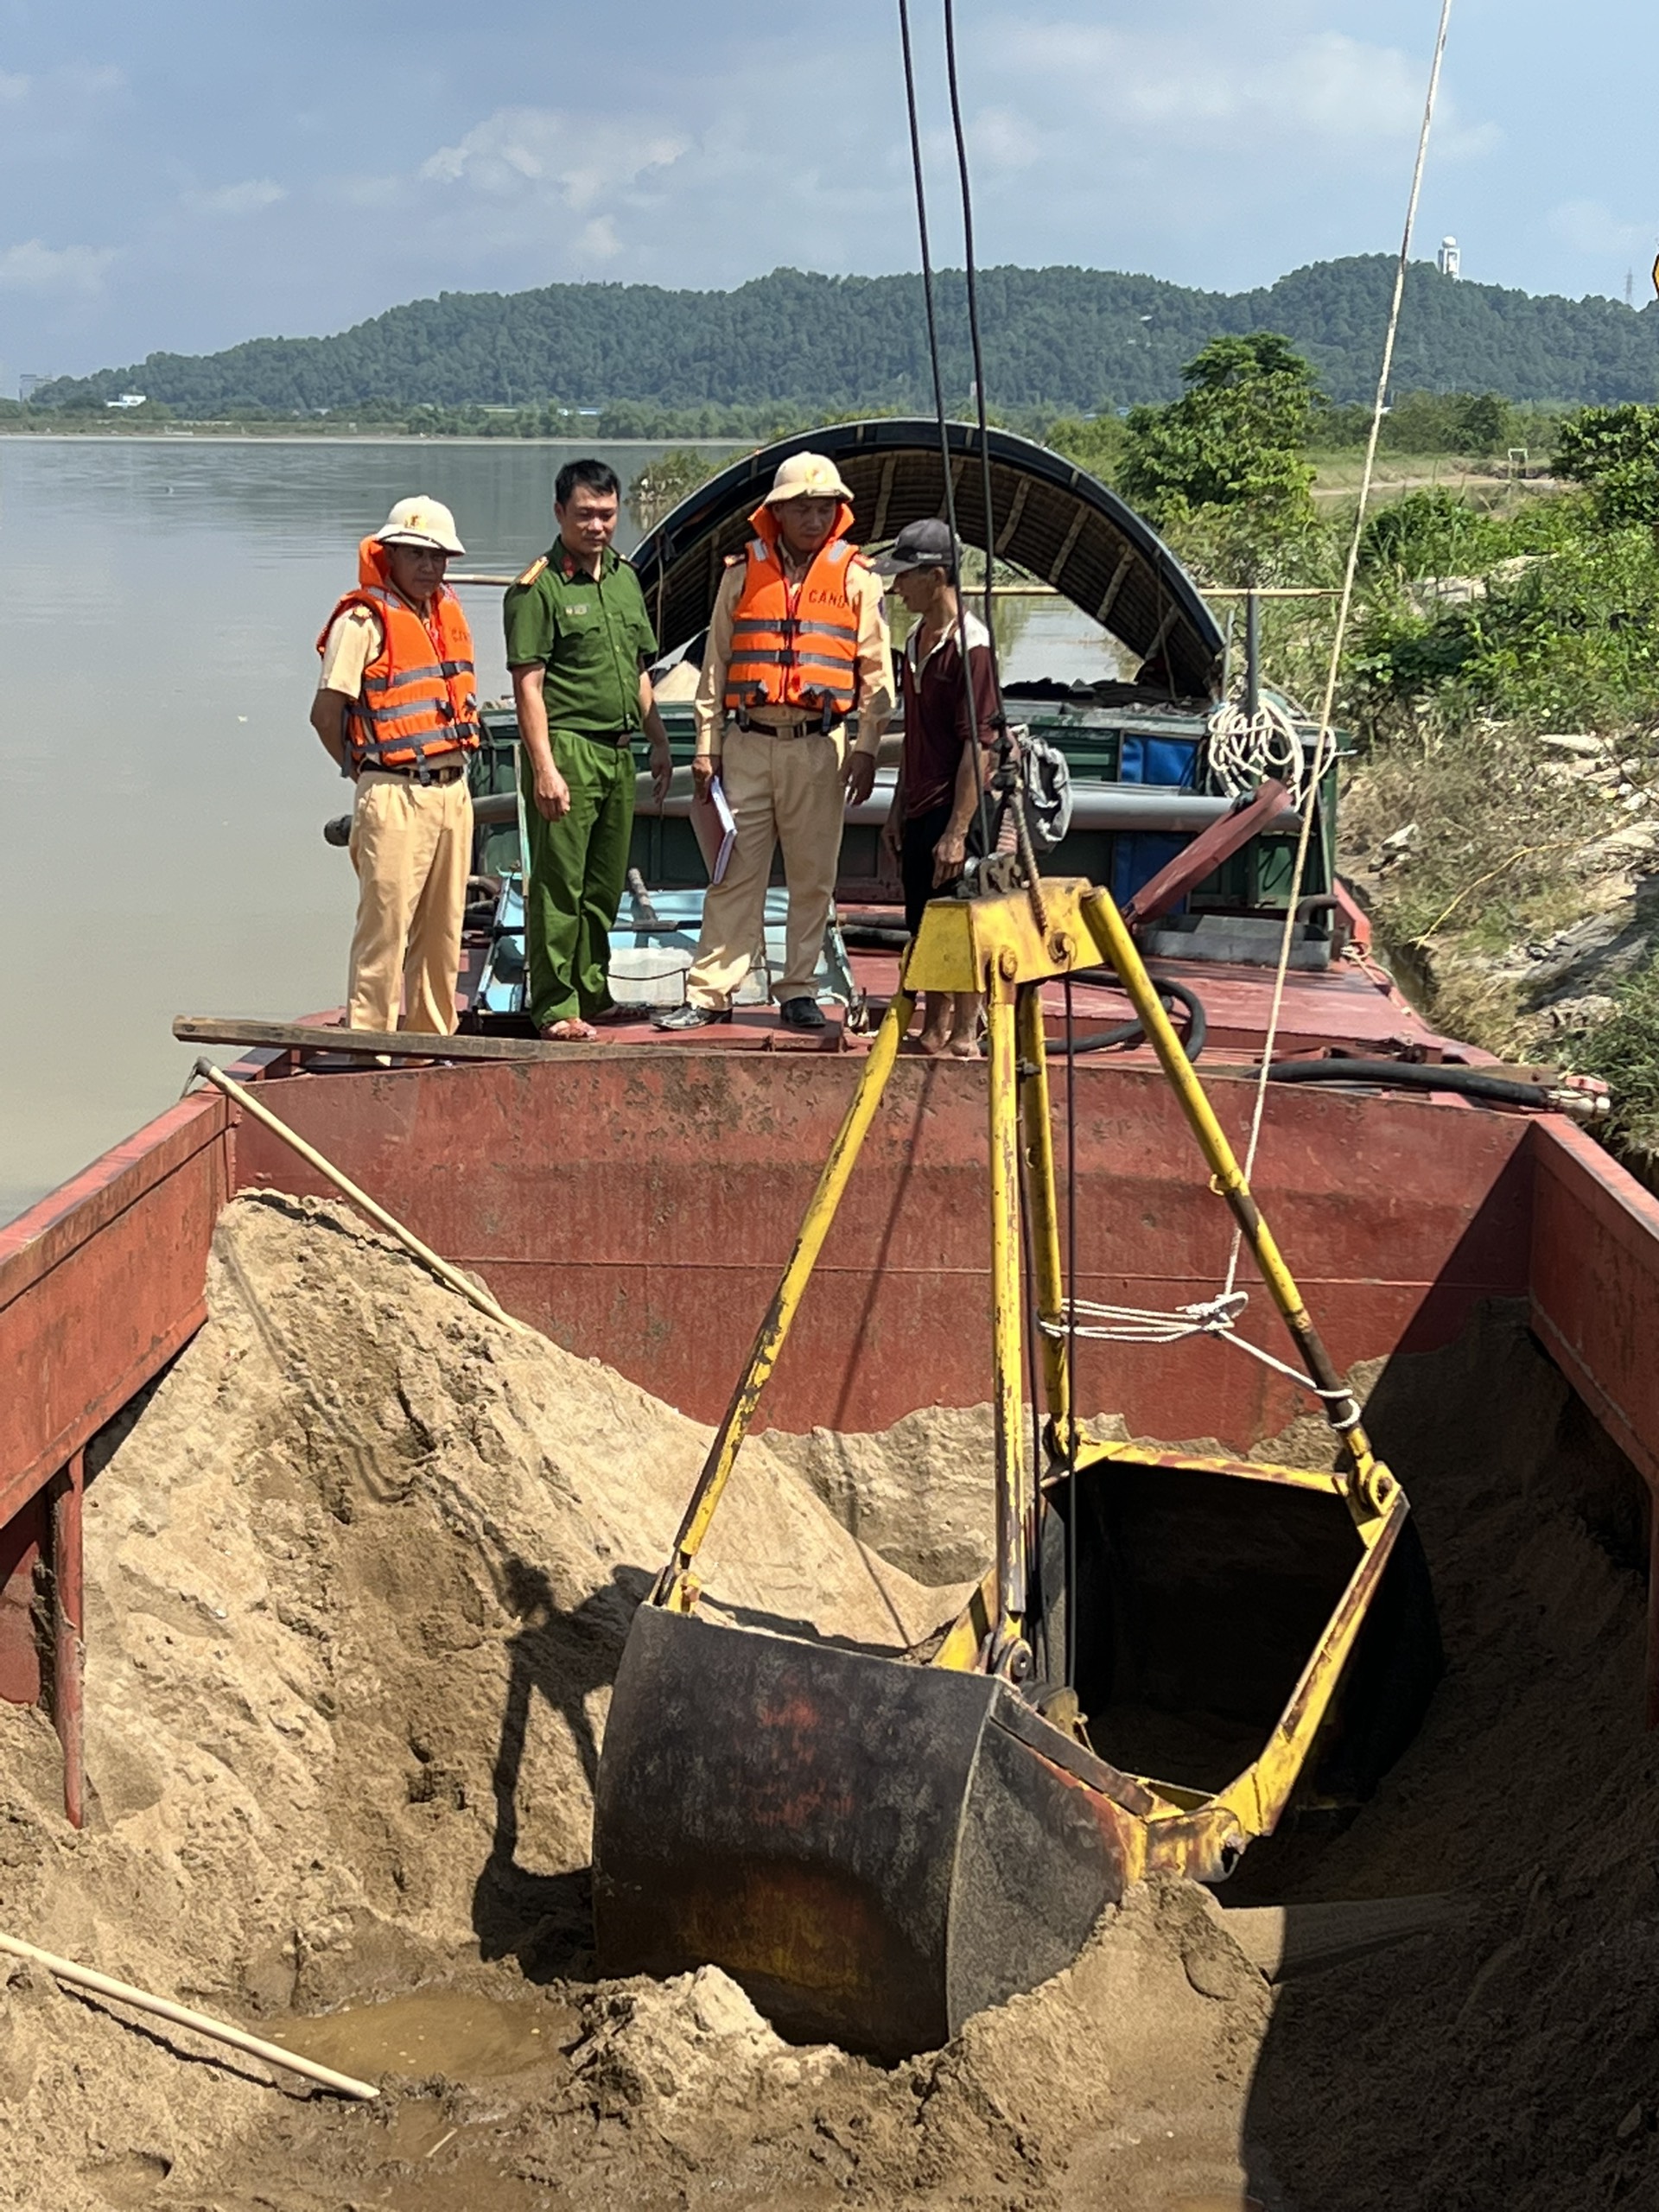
[0,1193,978,2209]
[138,1878,1267,2212]
[0,1192,1268,2211]
[764,1405,1130,1586]
[13,1190,1659,2209]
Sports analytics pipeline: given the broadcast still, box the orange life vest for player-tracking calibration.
[722,499,867,727]
[317,539,481,775]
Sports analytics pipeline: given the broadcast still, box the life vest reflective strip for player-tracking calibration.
[722,505,865,720]
[316,566,481,775]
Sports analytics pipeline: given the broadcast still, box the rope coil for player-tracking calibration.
[1205,696,1315,809]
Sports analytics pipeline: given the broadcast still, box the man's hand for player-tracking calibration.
[691,753,720,801]
[649,737,674,805]
[932,828,968,886]
[843,750,877,808]
[880,805,903,863]
[533,762,572,821]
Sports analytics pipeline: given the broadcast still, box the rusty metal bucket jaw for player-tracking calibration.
[594,1604,1154,2059]
[1060,1440,1435,1863]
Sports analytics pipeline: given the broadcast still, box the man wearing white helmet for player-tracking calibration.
[310,495,480,1037]
[656,451,893,1032]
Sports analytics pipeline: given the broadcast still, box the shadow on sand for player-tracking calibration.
[472,1554,652,1983]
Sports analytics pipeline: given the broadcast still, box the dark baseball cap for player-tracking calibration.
[873,518,957,577]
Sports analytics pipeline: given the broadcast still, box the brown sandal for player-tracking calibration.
[539,1018,599,1042]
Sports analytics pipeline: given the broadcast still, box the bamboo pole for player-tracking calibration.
[0,1932,378,2100]
[194,1060,531,1337]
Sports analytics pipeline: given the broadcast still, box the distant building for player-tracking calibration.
[105,393,147,410]
[18,373,51,401]
[1438,236,1460,280]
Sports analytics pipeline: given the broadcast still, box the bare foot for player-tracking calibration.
[917,1028,953,1057]
[539,1018,599,1042]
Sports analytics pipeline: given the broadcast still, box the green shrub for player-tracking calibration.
[1570,952,1659,1152]
[1554,404,1659,527]
[1119,334,1319,532]
[1046,412,1125,484]
[1358,488,1502,577]
[1345,521,1659,733]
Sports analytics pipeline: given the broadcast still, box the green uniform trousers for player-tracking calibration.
[520,730,635,1027]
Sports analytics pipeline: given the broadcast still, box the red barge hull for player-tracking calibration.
[8,1027,1659,1825]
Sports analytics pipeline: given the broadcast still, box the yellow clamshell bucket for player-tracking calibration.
[592,879,1440,2059]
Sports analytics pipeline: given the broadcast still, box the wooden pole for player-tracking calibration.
[46,1452,84,1829]
[0,1932,378,2100]
[194,1062,531,1338]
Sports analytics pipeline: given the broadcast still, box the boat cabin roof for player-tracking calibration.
[630,416,1224,703]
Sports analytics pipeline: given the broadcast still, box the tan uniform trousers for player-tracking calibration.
[346,770,473,1035]
[687,724,849,1010]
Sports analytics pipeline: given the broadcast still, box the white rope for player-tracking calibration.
[1038,1292,1362,1428]
[1222,0,1454,1302]
[1028,10,1454,1439]
[1205,695,1312,807]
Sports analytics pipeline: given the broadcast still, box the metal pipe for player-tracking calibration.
[656,990,916,1607]
[1244,588,1262,720]
[0,1932,379,2101]
[986,966,1030,1669]
[1016,985,1071,1450]
[467,773,1300,838]
[193,1063,531,1338]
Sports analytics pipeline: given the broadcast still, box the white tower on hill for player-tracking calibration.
[1438,236,1461,279]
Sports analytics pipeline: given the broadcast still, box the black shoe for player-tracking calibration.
[778,996,828,1031]
[652,1001,733,1031]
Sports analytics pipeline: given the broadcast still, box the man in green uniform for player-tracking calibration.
[505,458,672,1039]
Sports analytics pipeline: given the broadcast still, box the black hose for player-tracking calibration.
[1265,1058,1549,1108]
[1047,977,1208,1062]
[841,924,912,951]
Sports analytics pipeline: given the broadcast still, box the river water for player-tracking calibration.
[0,437,1116,1225]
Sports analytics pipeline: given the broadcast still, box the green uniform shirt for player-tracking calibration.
[502,542,657,736]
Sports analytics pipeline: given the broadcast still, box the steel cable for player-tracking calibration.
[895,0,996,861]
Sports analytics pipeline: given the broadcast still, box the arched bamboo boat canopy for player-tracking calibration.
[630,416,1224,702]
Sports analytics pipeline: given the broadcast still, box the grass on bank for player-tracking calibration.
[1570,954,1659,1152]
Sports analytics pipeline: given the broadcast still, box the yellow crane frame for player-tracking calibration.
[651,876,1413,1884]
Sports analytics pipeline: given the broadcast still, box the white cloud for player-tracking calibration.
[1547,198,1654,260]
[0,239,116,296]
[182,178,288,219]
[974,107,1040,173]
[575,215,622,261]
[420,108,689,213]
[0,73,29,104]
[985,19,1497,160]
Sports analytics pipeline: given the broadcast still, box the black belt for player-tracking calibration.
[373,761,467,785]
[571,728,638,748]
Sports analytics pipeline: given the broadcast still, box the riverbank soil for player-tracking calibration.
[3,1195,1656,2207]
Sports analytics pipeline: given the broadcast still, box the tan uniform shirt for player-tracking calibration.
[316,603,385,698]
[694,552,893,760]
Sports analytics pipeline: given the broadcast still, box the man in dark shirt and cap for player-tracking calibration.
[875,518,1000,1056]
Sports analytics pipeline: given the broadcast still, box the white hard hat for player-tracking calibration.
[763,451,855,505]
[375,495,465,554]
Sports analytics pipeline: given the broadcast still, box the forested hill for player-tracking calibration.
[39,257,1659,416]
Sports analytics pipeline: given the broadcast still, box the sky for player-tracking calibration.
[1,0,1656,384]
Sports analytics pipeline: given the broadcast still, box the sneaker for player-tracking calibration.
[777,996,828,1032]
[652,1002,733,1032]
